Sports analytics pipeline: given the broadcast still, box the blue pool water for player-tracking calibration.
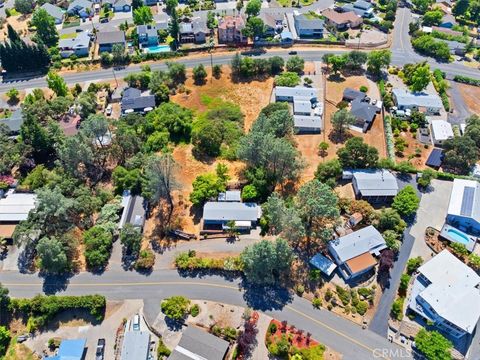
[145,45,171,53]
[447,228,470,245]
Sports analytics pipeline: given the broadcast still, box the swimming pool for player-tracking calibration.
[446,228,471,245]
[145,45,171,53]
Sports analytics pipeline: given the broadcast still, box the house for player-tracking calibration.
[425,147,444,169]
[168,326,230,360]
[0,108,23,135]
[392,88,443,115]
[280,31,294,44]
[104,0,131,12]
[443,39,467,55]
[203,201,261,230]
[137,24,159,46]
[121,87,156,114]
[407,250,480,338]
[346,169,399,202]
[342,0,374,18]
[431,120,453,145]
[309,253,337,276]
[97,30,126,52]
[179,19,208,44]
[328,225,387,280]
[67,0,93,18]
[343,88,366,102]
[440,13,457,28]
[142,0,157,5]
[350,97,377,132]
[0,191,37,223]
[294,13,325,38]
[432,26,463,37]
[218,15,247,44]
[119,191,147,232]
[58,31,91,58]
[260,12,285,36]
[45,339,86,360]
[121,331,150,360]
[218,190,241,202]
[275,86,318,102]
[322,9,362,30]
[40,3,64,24]
[446,179,480,235]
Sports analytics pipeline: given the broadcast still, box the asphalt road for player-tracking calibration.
[1,269,410,360]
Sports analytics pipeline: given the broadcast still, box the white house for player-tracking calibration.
[407,250,480,338]
[446,179,480,235]
[328,225,387,280]
[346,169,399,203]
[392,88,443,115]
[0,191,37,239]
[58,31,91,58]
[431,120,454,145]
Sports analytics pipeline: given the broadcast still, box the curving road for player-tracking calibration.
[1,269,410,360]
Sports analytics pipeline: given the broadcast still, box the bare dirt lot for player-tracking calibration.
[456,83,480,114]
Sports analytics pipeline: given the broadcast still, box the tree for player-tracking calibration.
[269,56,284,74]
[245,0,261,17]
[330,55,347,74]
[366,50,391,77]
[406,256,423,274]
[148,71,170,104]
[236,0,244,12]
[331,109,356,140]
[418,168,436,188]
[414,329,452,360]
[212,64,222,78]
[413,0,432,13]
[241,184,257,201]
[165,0,178,13]
[36,236,68,273]
[237,311,258,357]
[0,326,10,357]
[120,224,142,258]
[7,24,21,43]
[345,51,368,70]
[166,62,186,84]
[207,11,216,29]
[243,16,265,38]
[192,64,207,84]
[315,159,342,184]
[453,0,469,16]
[31,8,59,47]
[14,0,34,14]
[132,0,143,10]
[410,63,431,92]
[464,114,480,148]
[241,238,294,285]
[337,137,379,169]
[47,71,68,97]
[383,230,401,252]
[0,283,9,309]
[6,88,19,104]
[112,44,126,65]
[189,168,228,205]
[422,10,443,26]
[146,102,193,141]
[133,5,153,25]
[286,56,305,74]
[274,72,300,87]
[161,296,191,320]
[83,225,113,269]
[377,208,406,234]
[442,135,478,175]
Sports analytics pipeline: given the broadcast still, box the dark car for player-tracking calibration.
[96,338,105,360]
[288,51,298,55]
[100,17,109,23]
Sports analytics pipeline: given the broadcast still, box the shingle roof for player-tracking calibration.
[97,30,126,45]
[203,202,260,222]
[68,0,92,12]
[121,87,155,111]
[354,0,372,10]
[41,3,64,20]
[350,97,376,124]
[343,87,366,101]
[137,24,158,37]
[0,108,23,133]
[294,14,325,30]
[352,169,399,197]
[323,9,360,25]
[169,326,229,360]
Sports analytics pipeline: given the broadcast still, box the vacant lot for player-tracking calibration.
[456,83,480,114]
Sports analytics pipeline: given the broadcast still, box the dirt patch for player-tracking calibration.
[4,341,39,360]
[394,131,430,169]
[188,300,244,330]
[456,83,480,114]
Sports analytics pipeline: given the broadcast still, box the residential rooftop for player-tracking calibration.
[120,331,150,360]
[351,169,399,197]
[0,192,37,222]
[203,202,261,222]
[168,326,230,360]
[447,179,480,222]
[392,88,443,109]
[431,120,453,141]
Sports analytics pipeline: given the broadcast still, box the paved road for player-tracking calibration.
[1,269,410,360]
[447,80,472,125]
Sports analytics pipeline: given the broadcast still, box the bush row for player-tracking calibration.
[454,75,480,87]
[175,251,243,271]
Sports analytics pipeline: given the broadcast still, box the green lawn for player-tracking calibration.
[60,33,77,39]
[8,8,20,16]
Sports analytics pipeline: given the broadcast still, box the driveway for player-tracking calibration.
[447,81,472,125]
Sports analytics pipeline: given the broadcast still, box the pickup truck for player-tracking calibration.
[96,338,105,360]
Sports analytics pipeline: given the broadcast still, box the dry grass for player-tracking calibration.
[394,131,431,169]
[456,83,480,114]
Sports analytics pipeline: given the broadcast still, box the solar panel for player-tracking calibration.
[460,187,476,217]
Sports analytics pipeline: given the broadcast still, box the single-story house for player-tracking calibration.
[67,0,93,18]
[293,115,323,134]
[41,3,65,24]
[0,108,23,135]
[446,179,480,235]
[309,253,337,276]
[104,0,131,12]
[343,88,366,102]
[350,97,377,133]
[328,225,387,280]
[275,86,318,102]
[407,250,480,338]
[392,88,443,115]
[440,13,457,28]
[203,201,261,230]
[168,326,230,360]
[45,339,86,360]
[294,13,325,38]
[346,169,399,202]
[137,24,159,46]
[121,331,150,360]
[121,87,155,114]
[260,12,285,36]
[425,148,444,169]
[0,191,37,223]
[97,30,126,53]
[342,0,374,18]
[431,26,463,37]
[322,9,362,30]
[218,190,241,202]
[119,191,147,232]
[431,120,453,145]
[179,19,209,44]
[58,31,91,58]
[443,39,467,55]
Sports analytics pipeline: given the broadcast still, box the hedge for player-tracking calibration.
[175,251,243,272]
[453,75,480,87]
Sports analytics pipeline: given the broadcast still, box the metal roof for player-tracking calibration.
[45,338,86,360]
[328,225,387,263]
[293,99,312,114]
[119,192,146,229]
[203,202,260,222]
[431,120,453,141]
[392,88,443,109]
[0,108,23,133]
[448,179,480,223]
[275,86,319,99]
[218,190,241,202]
[293,115,323,129]
[352,169,399,197]
[121,331,150,360]
[168,326,229,360]
[309,253,337,276]
[0,192,37,222]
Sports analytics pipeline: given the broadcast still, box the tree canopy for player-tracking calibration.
[414,329,452,360]
[337,137,379,169]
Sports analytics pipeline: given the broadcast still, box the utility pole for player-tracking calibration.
[208,38,214,83]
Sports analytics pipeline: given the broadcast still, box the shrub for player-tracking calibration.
[268,322,277,335]
[135,249,155,270]
[399,274,411,295]
[161,296,191,321]
[157,338,171,358]
[406,256,423,275]
[335,286,351,306]
[295,285,305,296]
[359,85,368,93]
[355,301,368,315]
[190,304,200,317]
[325,289,333,302]
[312,297,322,309]
[391,297,404,320]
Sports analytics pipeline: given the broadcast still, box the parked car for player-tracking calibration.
[288,50,297,55]
[17,334,29,343]
[100,17,109,23]
[96,338,105,360]
[76,28,84,33]
[105,104,112,116]
[132,314,140,331]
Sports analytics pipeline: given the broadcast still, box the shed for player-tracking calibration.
[309,253,337,276]
[431,120,453,145]
[218,190,241,202]
[119,191,147,231]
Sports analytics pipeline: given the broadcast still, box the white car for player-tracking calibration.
[132,314,140,331]
[105,104,112,116]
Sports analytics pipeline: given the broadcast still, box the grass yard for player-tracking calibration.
[60,33,77,40]
[4,338,39,360]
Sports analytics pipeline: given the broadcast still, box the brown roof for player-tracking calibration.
[218,15,245,30]
[432,26,463,37]
[346,252,377,274]
[322,9,360,25]
[0,224,16,238]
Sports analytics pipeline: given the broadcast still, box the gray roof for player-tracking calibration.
[0,108,23,133]
[218,190,241,202]
[120,331,150,360]
[192,19,208,33]
[352,169,399,197]
[0,192,37,222]
[443,39,466,50]
[121,87,155,111]
[41,3,64,20]
[354,0,372,9]
[293,115,322,129]
[68,0,93,12]
[329,225,387,263]
[137,24,158,37]
[441,13,457,24]
[119,193,146,229]
[97,30,126,45]
[168,326,229,360]
[294,14,325,30]
[203,201,260,222]
[350,98,376,124]
[343,87,366,101]
[179,22,193,34]
[156,21,169,30]
[275,86,319,99]
[392,88,443,109]
[59,31,90,50]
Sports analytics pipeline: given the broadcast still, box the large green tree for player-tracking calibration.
[47,71,68,97]
[120,224,142,258]
[410,63,431,92]
[337,137,379,168]
[286,56,305,74]
[366,50,391,77]
[31,8,59,47]
[414,329,452,360]
[245,0,261,17]
[392,185,419,218]
[36,236,69,273]
[331,109,356,140]
[133,5,153,25]
[442,135,478,175]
